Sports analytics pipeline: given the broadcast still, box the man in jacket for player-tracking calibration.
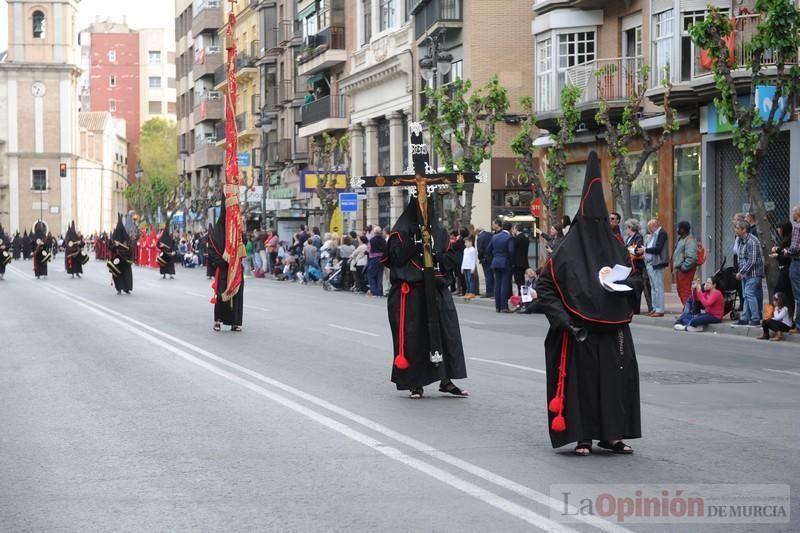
[476,223,496,298]
[488,221,515,312]
[671,221,698,307]
[734,220,765,326]
[644,218,669,317]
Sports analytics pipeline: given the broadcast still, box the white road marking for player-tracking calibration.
[461,319,489,326]
[185,290,209,298]
[470,357,547,375]
[352,302,378,308]
[327,323,381,337]
[38,283,579,533]
[247,305,272,312]
[763,368,800,378]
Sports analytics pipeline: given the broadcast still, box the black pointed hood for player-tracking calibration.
[159,217,175,249]
[111,215,128,243]
[209,201,226,254]
[548,151,634,326]
[65,221,78,245]
[34,221,47,243]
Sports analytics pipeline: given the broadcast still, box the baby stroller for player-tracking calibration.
[712,257,741,321]
[322,263,345,291]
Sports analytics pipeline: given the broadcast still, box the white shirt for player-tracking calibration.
[461,247,477,271]
[773,306,793,327]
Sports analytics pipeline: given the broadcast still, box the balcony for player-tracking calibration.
[192,0,223,38]
[413,0,462,40]
[279,78,305,103]
[277,138,292,162]
[294,136,309,162]
[193,92,224,124]
[265,86,280,111]
[236,112,259,143]
[279,19,303,48]
[192,46,223,81]
[298,94,348,138]
[194,140,224,168]
[236,51,259,84]
[213,63,227,91]
[297,27,346,76]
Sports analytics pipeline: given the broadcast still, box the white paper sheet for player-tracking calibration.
[598,264,633,292]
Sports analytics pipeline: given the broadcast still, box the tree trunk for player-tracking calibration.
[748,179,779,295]
[620,183,633,221]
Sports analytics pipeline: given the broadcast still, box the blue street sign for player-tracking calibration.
[354,187,367,199]
[339,192,359,213]
[237,152,251,167]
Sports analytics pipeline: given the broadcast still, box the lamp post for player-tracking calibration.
[134,162,144,227]
[419,28,453,174]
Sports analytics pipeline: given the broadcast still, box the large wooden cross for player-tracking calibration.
[351,122,485,364]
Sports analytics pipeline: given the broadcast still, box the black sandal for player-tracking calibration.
[574,441,592,456]
[597,441,634,454]
[213,322,221,332]
[231,326,242,332]
[409,388,424,399]
[439,381,469,397]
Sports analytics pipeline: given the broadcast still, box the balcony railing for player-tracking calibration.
[301,94,348,126]
[213,64,227,87]
[297,26,345,66]
[265,87,280,110]
[236,53,257,72]
[279,19,302,46]
[732,14,794,70]
[566,57,644,106]
[250,40,261,59]
[215,121,226,142]
[414,0,463,38]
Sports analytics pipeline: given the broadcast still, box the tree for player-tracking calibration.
[689,0,800,289]
[310,132,350,233]
[595,64,679,219]
[543,85,582,226]
[124,118,181,226]
[420,76,510,228]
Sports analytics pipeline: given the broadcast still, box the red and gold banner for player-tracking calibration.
[222,9,245,303]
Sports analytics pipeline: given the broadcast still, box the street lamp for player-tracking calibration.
[419,30,453,82]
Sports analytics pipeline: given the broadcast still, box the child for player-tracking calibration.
[461,237,477,299]
[758,292,793,341]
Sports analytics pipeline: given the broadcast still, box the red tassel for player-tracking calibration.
[551,415,566,432]
[548,396,562,413]
[394,282,411,370]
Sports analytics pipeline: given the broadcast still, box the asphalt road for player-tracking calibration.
[1,259,797,533]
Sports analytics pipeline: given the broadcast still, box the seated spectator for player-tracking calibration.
[674,277,724,332]
[757,292,793,341]
[518,268,542,314]
[183,250,198,268]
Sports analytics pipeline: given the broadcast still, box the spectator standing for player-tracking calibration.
[338,235,355,290]
[783,206,800,330]
[609,211,624,244]
[367,227,386,296]
[734,219,764,326]
[541,224,563,258]
[351,235,369,293]
[253,229,266,273]
[303,239,319,283]
[644,218,669,317]
[671,221,698,306]
[624,218,647,314]
[476,225,495,298]
[674,277,724,331]
[770,222,795,320]
[511,225,530,296]
[488,221,514,312]
[745,212,759,239]
[758,292,793,341]
[266,230,279,274]
[461,237,478,298]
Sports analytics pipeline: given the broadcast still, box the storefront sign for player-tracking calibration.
[491,158,539,189]
[300,170,349,192]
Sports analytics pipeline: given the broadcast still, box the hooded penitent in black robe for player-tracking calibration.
[157,219,177,276]
[382,194,467,391]
[64,222,86,276]
[22,230,32,260]
[0,224,11,278]
[32,222,50,278]
[208,203,243,327]
[12,232,22,260]
[537,151,641,449]
[109,216,133,293]
[203,225,214,278]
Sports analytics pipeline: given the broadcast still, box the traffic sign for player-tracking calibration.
[354,187,367,199]
[530,197,542,218]
[237,152,251,167]
[339,192,359,213]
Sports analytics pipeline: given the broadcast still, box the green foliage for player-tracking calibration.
[310,132,351,230]
[139,118,178,188]
[543,85,581,219]
[689,0,800,185]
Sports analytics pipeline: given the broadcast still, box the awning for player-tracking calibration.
[297,3,316,19]
[532,135,554,148]
[306,72,326,85]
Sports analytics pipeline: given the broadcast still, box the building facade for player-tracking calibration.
[0,0,82,234]
[139,28,178,124]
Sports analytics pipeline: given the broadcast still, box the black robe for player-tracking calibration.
[111,243,134,292]
[65,241,85,275]
[22,236,32,260]
[209,250,244,326]
[0,238,10,276]
[12,236,21,260]
[383,197,467,391]
[33,244,49,278]
[158,246,176,275]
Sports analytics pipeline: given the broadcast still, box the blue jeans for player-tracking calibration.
[481,262,494,297]
[679,310,721,328]
[367,257,384,296]
[646,263,664,312]
[741,276,763,323]
[790,260,800,327]
[463,269,475,294]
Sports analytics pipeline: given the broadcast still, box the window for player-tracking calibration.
[109,99,117,112]
[149,50,162,64]
[442,59,463,85]
[557,31,595,91]
[377,118,390,175]
[168,101,176,114]
[149,101,162,114]
[107,49,116,62]
[624,26,643,59]
[652,9,674,85]
[627,153,659,224]
[109,74,117,87]
[380,0,397,32]
[378,192,391,230]
[148,76,162,88]
[563,163,586,220]
[32,169,47,191]
[32,10,45,39]
[674,145,701,237]
[167,77,176,89]
[536,38,553,112]
[362,0,372,45]
[681,10,722,80]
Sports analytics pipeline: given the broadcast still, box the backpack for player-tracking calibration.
[695,239,706,266]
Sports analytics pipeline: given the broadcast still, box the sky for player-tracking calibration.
[1,0,176,51]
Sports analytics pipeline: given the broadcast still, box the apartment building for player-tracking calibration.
[139,28,178,123]
[531,0,800,272]
[175,0,225,229]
